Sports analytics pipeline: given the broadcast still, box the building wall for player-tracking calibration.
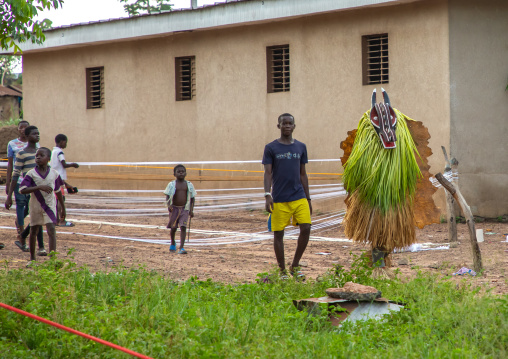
[23,0,450,201]
[0,97,20,120]
[449,0,508,217]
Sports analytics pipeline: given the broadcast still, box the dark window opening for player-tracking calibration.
[362,34,389,85]
[86,67,104,109]
[175,56,196,101]
[267,45,290,93]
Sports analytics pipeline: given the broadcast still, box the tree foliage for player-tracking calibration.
[119,0,172,17]
[0,0,64,53]
[0,55,20,86]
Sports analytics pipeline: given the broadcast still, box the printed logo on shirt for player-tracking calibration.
[275,152,301,160]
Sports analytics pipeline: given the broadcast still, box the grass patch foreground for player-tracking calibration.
[0,253,507,358]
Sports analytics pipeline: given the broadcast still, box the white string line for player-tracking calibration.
[73,159,342,166]
[61,191,346,214]
[40,183,344,194]
[0,225,351,246]
[0,159,342,168]
[60,185,345,204]
[0,207,347,238]
[0,183,342,192]
[0,172,450,243]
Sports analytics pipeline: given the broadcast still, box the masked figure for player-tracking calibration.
[341,89,422,274]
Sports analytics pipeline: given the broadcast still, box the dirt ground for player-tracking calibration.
[1,210,507,295]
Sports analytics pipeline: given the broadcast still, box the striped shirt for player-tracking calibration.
[12,148,38,182]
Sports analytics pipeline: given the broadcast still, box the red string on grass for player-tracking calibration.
[0,302,154,359]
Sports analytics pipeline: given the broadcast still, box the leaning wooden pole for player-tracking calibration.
[441,146,457,242]
[435,173,482,272]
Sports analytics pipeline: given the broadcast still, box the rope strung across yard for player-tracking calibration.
[0,302,154,359]
[0,158,342,167]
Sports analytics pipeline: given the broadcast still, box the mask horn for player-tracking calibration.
[371,88,377,108]
[381,87,391,107]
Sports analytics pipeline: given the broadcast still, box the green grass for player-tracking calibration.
[0,118,21,127]
[0,252,506,358]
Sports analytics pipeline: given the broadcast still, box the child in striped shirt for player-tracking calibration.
[4,126,46,254]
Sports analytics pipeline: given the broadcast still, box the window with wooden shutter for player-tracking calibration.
[86,67,104,109]
[362,34,389,85]
[267,45,290,93]
[175,56,196,101]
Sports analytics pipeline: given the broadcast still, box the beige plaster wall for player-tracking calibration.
[449,0,508,217]
[23,0,450,187]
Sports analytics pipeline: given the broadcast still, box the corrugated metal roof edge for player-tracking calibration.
[2,0,425,54]
[44,0,254,32]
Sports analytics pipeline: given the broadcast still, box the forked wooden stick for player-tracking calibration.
[441,146,457,242]
[435,173,482,272]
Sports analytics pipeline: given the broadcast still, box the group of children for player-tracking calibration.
[0,121,197,265]
[1,113,309,278]
[1,121,79,267]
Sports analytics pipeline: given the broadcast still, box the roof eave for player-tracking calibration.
[2,0,423,54]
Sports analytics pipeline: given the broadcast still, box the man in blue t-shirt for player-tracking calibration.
[262,113,312,278]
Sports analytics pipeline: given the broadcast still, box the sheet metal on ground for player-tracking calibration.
[293,296,404,326]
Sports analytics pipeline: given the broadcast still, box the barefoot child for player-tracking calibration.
[20,147,65,266]
[163,164,196,254]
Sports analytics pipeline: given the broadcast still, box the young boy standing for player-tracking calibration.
[50,134,79,227]
[5,125,46,254]
[5,121,38,235]
[263,113,312,278]
[163,165,196,254]
[20,147,65,266]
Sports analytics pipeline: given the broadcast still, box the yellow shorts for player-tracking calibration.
[268,198,311,232]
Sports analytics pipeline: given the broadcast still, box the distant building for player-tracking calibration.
[0,85,22,120]
[5,0,508,216]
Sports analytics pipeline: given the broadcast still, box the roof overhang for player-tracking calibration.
[3,0,423,54]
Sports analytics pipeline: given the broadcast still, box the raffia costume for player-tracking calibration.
[341,89,439,267]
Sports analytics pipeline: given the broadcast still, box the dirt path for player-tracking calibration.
[1,211,507,294]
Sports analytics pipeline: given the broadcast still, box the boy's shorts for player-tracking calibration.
[168,206,190,229]
[268,198,311,232]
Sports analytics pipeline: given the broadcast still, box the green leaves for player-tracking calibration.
[118,0,173,17]
[343,109,422,213]
[0,0,64,52]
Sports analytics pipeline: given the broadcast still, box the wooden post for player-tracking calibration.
[435,173,483,272]
[441,146,457,242]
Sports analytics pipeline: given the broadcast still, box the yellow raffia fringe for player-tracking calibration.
[344,190,417,252]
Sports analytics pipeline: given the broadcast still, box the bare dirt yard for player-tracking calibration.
[1,210,507,294]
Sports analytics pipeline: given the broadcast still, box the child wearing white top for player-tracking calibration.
[49,134,79,227]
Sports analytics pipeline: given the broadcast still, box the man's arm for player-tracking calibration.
[165,195,173,212]
[5,157,14,195]
[20,185,53,195]
[300,163,312,215]
[61,159,79,169]
[5,153,23,209]
[4,174,19,209]
[263,164,274,213]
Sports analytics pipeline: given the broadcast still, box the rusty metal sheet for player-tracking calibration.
[293,296,403,326]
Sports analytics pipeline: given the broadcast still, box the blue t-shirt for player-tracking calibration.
[262,139,308,203]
